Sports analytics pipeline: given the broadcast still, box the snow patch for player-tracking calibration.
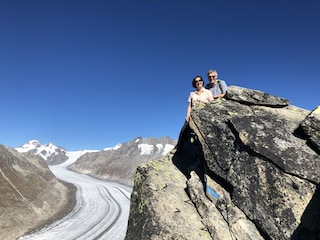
[138,143,154,155]
[103,143,122,151]
[163,144,175,155]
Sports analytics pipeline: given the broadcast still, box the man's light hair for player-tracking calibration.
[207,69,218,78]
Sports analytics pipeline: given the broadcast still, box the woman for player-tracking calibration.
[175,76,213,154]
[185,75,213,121]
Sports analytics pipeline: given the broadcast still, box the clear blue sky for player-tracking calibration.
[1,0,319,150]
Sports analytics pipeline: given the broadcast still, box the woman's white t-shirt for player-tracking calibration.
[188,88,213,107]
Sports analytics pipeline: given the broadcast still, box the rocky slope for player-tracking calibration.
[125,86,320,240]
[0,145,76,240]
[69,136,176,186]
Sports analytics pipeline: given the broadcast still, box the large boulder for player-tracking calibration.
[126,86,320,240]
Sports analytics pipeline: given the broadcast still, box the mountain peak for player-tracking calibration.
[15,140,66,163]
[17,140,41,152]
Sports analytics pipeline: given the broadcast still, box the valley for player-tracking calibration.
[18,153,132,240]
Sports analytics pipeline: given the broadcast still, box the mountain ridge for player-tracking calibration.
[15,136,176,161]
[15,136,177,186]
[69,136,176,186]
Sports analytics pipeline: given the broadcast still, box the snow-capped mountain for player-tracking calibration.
[15,137,176,183]
[15,140,102,165]
[15,140,98,165]
[68,136,176,186]
[15,140,69,165]
[104,137,175,156]
[16,140,57,154]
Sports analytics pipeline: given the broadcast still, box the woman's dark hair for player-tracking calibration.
[192,76,204,88]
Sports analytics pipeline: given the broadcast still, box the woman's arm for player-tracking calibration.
[186,102,192,122]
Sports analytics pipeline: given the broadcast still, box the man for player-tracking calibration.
[205,69,228,98]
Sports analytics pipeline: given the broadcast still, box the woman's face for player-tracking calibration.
[195,77,203,87]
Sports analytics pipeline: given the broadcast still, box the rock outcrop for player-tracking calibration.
[0,145,76,240]
[126,86,320,240]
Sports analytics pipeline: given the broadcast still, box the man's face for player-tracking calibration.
[208,74,216,84]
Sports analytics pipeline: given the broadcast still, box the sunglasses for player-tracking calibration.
[195,80,203,83]
[208,76,216,79]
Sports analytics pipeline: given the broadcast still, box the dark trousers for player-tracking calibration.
[175,121,191,151]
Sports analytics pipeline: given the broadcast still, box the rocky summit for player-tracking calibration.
[125,86,320,240]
